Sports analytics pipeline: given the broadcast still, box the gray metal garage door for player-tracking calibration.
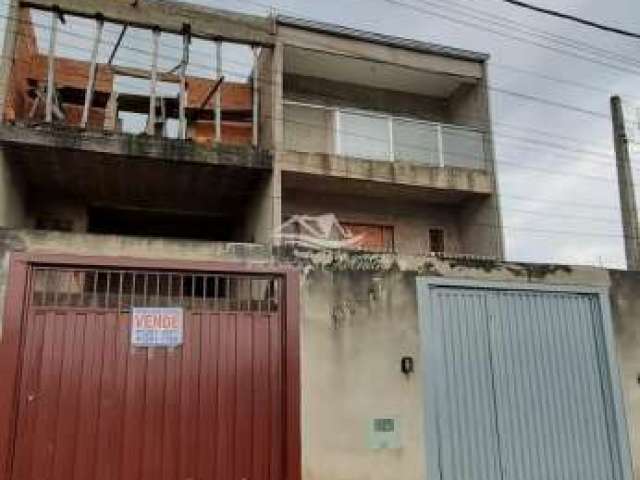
[418,280,632,480]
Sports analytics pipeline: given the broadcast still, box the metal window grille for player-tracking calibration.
[30,267,281,313]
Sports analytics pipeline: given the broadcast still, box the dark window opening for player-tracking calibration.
[428,228,445,254]
[35,216,74,232]
[88,206,237,242]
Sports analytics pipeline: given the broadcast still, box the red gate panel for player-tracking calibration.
[10,267,285,480]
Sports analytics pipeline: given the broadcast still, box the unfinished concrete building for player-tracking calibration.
[3,4,640,480]
[0,0,502,257]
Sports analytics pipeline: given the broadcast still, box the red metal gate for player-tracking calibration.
[0,260,299,480]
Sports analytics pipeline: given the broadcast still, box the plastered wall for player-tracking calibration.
[609,270,640,480]
[283,188,465,255]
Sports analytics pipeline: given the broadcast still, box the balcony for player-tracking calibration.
[281,101,493,199]
[284,101,486,169]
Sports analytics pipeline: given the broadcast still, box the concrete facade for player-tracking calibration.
[274,24,502,258]
[282,188,467,255]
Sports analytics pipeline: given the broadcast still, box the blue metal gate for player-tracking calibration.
[418,280,632,480]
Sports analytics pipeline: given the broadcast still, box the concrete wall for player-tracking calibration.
[458,196,503,258]
[296,252,612,480]
[27,196,88,232]
[0,151,27,228]
[609,270,640,479]
[283,188,465,255]
[284,74,448,124]
[446,82,488,130]
[301,267,425,480]
[1,230,637,479]
[240,173,278,244]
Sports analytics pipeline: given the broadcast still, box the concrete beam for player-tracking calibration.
[280,151,493,195]
[0,124,272,169]
[20,0,275,45]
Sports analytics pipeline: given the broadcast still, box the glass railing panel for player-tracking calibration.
[283,101,487,170]
[393,119,440,165]
[339,112,390,161]
[284,103,334,154]
[441,126,486,169]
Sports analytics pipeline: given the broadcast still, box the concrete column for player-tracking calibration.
[611,95,640,270]
[271,42,284,151]
[270,42,284,245]
[459,62,504,259]
[0,0,20,122]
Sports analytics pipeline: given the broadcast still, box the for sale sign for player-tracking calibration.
[131,308,184,347]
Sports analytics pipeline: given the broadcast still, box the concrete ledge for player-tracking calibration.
[0,124,272,169]
[0,229,609,284]
[0,229,273,265]
[21,0,275,45]
[280,150,493,194]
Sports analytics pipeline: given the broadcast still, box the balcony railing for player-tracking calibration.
[283,101,487,170]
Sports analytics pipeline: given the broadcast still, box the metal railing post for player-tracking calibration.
[437,124,445,167]
[388,116,394,161]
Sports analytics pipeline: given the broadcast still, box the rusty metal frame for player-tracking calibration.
[0,252,301,480]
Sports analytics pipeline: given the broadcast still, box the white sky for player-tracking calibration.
[2,0,639,268]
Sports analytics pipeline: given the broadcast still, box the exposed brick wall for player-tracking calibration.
[188,78,251,111]
[30,55,114,93]
[4,9,253,144]
[191,121,252,146]
[4,9,38,122]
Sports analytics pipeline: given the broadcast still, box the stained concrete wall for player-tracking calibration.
[27,197,88,232]
[283,188,465,255]
[241,173,278,244]
[296,251,613,480]
[458,196,503,258]
[0,150,27,229]
[446,82,488,130]
[609,270,640,479]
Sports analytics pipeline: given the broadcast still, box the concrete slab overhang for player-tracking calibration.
[0,125,272,170]
[280,151,493,202]
[278,25,485,81]
[1,129,272,216]
[277,15,489,63]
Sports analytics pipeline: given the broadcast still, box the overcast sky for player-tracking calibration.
[2,0,639,268]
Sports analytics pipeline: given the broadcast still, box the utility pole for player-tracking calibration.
[611,95,640,270]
